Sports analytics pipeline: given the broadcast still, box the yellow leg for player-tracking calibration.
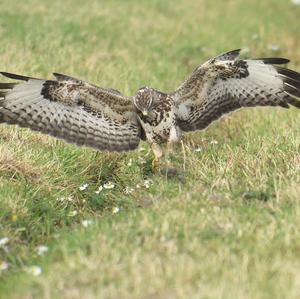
[151,142,163,171]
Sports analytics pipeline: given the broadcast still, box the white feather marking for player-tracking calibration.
[246,62,282,87]
[177,103,191,120]
[169,126,179,143]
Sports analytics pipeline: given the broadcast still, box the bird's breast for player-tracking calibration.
[138,103,177,144]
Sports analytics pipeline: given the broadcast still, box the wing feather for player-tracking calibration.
[172,50,300,132]
[209,49,241,63]
[0,73,141,151]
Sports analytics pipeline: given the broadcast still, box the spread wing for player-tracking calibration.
[0,72,141,151]
[172,49,300,132]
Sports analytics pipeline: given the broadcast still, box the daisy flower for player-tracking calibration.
[124,187,134,194]
[103,182,115,189]
[112,207,120,214]
[79,183,89,191]
[81,220,93,227]
[0,261,9,272]
[95,185,103,194]
[26,266,42,276]
[36,245,48,256]
[68,210,78,217]
[0,237,9,247]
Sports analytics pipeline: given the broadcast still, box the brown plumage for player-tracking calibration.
[0,49,300,168]
[0,73,141,152]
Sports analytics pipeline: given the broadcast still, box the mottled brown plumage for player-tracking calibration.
[0,73,140,151]
[0,49,300,167]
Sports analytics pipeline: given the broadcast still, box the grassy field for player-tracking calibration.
[1,0,300,298]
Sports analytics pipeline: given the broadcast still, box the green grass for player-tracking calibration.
[1,0,300,298]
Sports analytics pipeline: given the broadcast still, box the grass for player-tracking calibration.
[0,0,300,298]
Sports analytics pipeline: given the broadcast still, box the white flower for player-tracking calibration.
[81,219,93,227]
[291,0,300,5]
[67,196,74,202]
[103,182,115,189]
[124,187,134,194]
[79,183,89,191]
[57,196,74,202]
[0,261,9,272]
[210,140,218,145]
[112,207,120,214]
[127,158,133,166]
[36,245,48,256]
[68,210,78,217]
[26,265,42,276]
[144,179,152,189]
[95,185,103,194]
[138,157,147,164]
[194,147,202,153]
[0,237,9,247]
[268,44,279,52]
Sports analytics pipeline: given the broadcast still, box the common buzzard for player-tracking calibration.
[0,49,300,168]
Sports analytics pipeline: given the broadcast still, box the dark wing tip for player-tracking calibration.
[254,58,290,65]
[0,72,39,81]
[210,49,241,63]
[286,94,300,108]
[52,72,63,78]
[53,72,82,83]
[277,67,300,82]
[232,48,242,54]
[276,66,300,108]
[226,49,241,56]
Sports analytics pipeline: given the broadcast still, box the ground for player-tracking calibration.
[0,0,300,298]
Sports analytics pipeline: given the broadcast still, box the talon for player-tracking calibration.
[151,158,160,172]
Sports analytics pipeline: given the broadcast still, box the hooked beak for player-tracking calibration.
[142,110,148,116]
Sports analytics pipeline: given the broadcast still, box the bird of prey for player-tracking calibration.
[0,49,300,169]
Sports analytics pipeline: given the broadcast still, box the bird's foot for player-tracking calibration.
[151,158,160,173]
[151,142,163,173]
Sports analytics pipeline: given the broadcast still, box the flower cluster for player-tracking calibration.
[94,181,115,194]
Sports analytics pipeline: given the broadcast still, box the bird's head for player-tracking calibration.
[133,87,154,116]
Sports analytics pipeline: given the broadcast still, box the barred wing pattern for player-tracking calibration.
[173,49,300,132]
[0,72,141,151]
